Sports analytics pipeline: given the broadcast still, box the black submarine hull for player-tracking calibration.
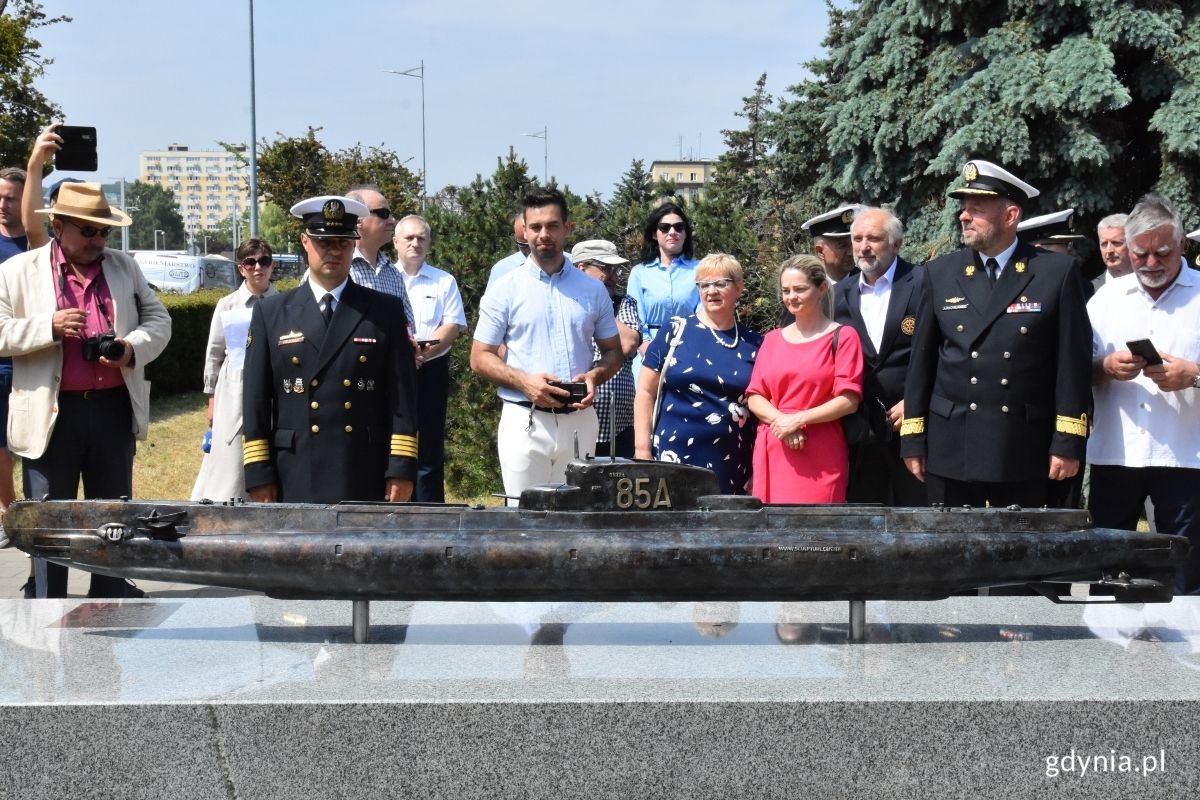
[4,496,1186,603]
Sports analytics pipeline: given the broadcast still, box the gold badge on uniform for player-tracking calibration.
[278,330,305,346]
[841,210,853,224]
[965,265,976,277]
[1020,296,1028,302]
[1014,261,1026,273]
[900,315,917,336]
[963,162,979,182]
[293,378,304,394]
[245,332,253,348]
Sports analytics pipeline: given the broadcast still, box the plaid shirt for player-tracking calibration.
[351,250,415,336]
[593,294,640,443]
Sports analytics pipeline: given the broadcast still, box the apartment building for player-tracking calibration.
[139,144,249,234]
[648,159,717,202]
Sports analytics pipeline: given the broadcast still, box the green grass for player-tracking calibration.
[14,391,499,504]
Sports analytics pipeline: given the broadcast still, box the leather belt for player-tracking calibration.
[507,399,578,415]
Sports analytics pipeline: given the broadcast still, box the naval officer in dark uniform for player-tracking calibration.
[900,160,1091,508]
[243,195,418,503]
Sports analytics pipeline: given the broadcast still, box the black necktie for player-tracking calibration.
[986,258,999,286]
[321,293,334,326]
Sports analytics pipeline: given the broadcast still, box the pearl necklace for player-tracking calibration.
[704,316,740,350]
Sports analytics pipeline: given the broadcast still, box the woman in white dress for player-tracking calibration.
[191,239,277,501]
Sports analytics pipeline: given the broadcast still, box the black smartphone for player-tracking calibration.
[415,339,440,348]
[52,125,98,172]
[548,380,587,403]
[1126,338,1164,366]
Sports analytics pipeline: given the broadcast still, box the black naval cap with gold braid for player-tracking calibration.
[289,195,368,239]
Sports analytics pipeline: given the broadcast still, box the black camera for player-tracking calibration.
[81,331,125,362]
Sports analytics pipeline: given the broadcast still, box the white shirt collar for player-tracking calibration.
[858,256,898,291]
[308,276,349,304]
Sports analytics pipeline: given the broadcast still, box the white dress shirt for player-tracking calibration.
[1087,268,1200,468]
[401,262,467,359]
[857,257,898,352]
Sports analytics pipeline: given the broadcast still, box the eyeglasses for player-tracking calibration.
[657,222,687,234]
[240,255,273,268]
[64,218,112,239]
[368,207,393,219]
[696,279,735,291]
[582,261,624,277]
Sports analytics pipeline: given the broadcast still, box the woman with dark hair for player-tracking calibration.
[191,238,278,501]
[626,202,701,381]
[746,254,863,503]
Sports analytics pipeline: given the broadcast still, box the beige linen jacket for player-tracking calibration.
[0,243,172,459]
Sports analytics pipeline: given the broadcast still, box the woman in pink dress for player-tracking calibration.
[747,255,863,503]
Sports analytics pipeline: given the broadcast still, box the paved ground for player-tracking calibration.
[0,546,258,599]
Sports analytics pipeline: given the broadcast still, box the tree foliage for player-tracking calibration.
[0,1,65,167]
[125,180,187,250]
[774,0,1200,271]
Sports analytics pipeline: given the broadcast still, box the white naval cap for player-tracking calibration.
[289,195,370,238]
[948,160,1040,206]
[1187,227,1200,244]
[1017,208,1084,242]
[800,203,863,238]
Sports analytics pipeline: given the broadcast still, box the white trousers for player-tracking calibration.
[497,402,598,505]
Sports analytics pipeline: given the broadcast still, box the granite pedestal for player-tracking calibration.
[2,596,1198,799]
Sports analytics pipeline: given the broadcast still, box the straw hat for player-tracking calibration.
[33,182,132,227]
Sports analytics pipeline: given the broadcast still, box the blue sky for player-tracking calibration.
[32,0,830,198]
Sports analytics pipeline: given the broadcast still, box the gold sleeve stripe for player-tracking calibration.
[899,417,925,437]
[1056,413,1088,437]
[242,438,271,465]
[391,434,417,447]
[391,444,418,457]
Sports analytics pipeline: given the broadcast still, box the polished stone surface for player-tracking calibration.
[2,596,1198,798]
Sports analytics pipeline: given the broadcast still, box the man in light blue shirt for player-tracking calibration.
[471,188,622,502]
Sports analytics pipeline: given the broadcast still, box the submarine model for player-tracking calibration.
[2,457,1186,612]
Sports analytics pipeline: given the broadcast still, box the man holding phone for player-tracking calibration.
[1087,192,1200,594]
[471,188,622,503]
[394,214,466,502]
[0,182,172,598]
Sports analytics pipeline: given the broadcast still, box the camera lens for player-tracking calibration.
[98,336,125,361]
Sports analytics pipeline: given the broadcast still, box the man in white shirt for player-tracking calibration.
[1087,192,1200,595]
[833,207,925,505]
[394,214,467,502]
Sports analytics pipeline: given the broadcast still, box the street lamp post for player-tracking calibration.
[153,229,165,251]
[248,0,259,236]
[383,62,426,209]
[523,126,548,183]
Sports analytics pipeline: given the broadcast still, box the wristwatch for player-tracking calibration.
[1193,367,1200,389]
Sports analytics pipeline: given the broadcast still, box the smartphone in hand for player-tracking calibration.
[1126,338,1164,366]
[52,125,98,172]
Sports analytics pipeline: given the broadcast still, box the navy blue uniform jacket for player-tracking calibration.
[242,280,417,503]
[899,242,1091,483]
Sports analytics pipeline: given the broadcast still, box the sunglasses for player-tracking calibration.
[657,222,687,234]
[583,261,624,276]
[368,207,393,219]
[64,218,112,239]
[696,278,735,291]
[240,255,273,268]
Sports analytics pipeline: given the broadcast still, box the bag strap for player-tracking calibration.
[652,316,688,430]
[830,324,841,357]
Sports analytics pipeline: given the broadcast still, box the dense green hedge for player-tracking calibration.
[145,289,225,397]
